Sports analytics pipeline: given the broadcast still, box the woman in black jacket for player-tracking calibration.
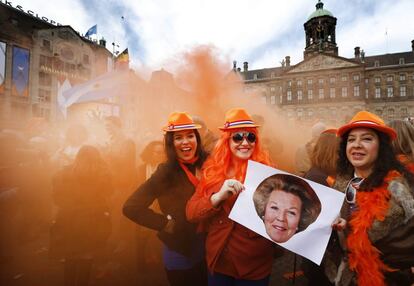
[123,112,208,286]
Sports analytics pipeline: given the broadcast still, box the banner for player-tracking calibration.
[0,41,5,94]
[12,46,30,97]
[229,161,345,265]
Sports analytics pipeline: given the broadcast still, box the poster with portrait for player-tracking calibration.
[229,160,345,265]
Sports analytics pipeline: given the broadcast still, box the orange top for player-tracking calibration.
[186,183,274,280]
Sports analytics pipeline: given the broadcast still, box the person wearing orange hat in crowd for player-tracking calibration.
[123,112,208,286]
[325,111,414,286]
[186,108,275,286]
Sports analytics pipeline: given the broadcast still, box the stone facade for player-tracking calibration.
[0,3,111,125]
[239,1,414,126]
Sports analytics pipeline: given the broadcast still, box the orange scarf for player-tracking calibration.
[178,157,200,187]
[347,171,399,286]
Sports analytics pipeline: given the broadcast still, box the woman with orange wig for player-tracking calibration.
[186,108,274,286]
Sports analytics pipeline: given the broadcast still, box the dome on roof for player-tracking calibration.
[307,1,333,21]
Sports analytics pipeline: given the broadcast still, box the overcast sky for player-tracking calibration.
[10,0,414,73]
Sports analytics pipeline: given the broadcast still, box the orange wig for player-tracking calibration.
[200,127,271,196]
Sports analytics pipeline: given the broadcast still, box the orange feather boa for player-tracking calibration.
[347,171,400,286]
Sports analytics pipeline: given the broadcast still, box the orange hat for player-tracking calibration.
[322,128,337,134]
[219,108,259,130]
[337,111,397,140]
[162,112,201,132]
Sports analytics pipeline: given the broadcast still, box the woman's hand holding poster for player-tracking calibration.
[229,160,345,265]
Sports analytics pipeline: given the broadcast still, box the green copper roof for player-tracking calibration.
[307,1,333,21]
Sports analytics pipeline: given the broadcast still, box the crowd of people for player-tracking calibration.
[1,108,414,286]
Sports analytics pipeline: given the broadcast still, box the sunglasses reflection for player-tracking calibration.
[231,132,256,144]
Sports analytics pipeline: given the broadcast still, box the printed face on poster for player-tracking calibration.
[229,160,345,265]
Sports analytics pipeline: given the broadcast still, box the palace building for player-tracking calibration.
[238,1,414,125]
[0,2,112,125]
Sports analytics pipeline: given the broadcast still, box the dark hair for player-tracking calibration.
[253,174,322,233]
[72,145,109,181]
[140,140,164,163]
[337,129,414,190]
[164,129,207,168]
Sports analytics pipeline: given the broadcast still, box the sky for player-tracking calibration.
[9,0,414,74]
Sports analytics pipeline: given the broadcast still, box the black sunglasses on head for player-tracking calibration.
[231,132,256,144]
[345,177,364,204]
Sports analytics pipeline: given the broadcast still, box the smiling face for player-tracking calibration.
[346,128,380,178]
[173,130,197,161]
[263,190,302,243]
[229,130,256,161]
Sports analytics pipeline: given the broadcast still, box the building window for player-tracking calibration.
[287,80,292,87]
[388,108,395,118]
[375,87,381,98]
[387,86,393,98]
[83,54,90,65]
[365,78,369,84]
[297,109,303,117]
[297,80,302,87]
[329,77,336,84]
[270,87,275,92]
[353,74,360,81]
[253,74,258,80]
[307,79,313,86]
[297,90,303,100]
[279,95,282,104]
[400,86,406,97]
[365,88,369,98]
[401,108,408,117]
[354,85,360,97]
[318,89,324,99]
[308,110,313,117]
[270,95,276,104]
[400,74,406,81]
[341,75,348,82]
[341,87,348,97]
[374,60,380,67]
[387,75,393,82]
[38,89,51,102]
[271,72,275,78]
[307,90,313,100]
[287,90,292,101]
[330,87,335,98]
[318,78,324,85]
[399,58,405,65]
[39,72,52,86]
[374,77,381,83]
[42,39,51,50]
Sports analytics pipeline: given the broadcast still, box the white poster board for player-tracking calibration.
[229,160,345,265]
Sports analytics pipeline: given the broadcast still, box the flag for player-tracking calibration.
[85,25,97,37]
[115,48,129,70]
[60,70,128,117]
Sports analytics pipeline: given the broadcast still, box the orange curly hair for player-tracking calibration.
[199,127,272,196]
